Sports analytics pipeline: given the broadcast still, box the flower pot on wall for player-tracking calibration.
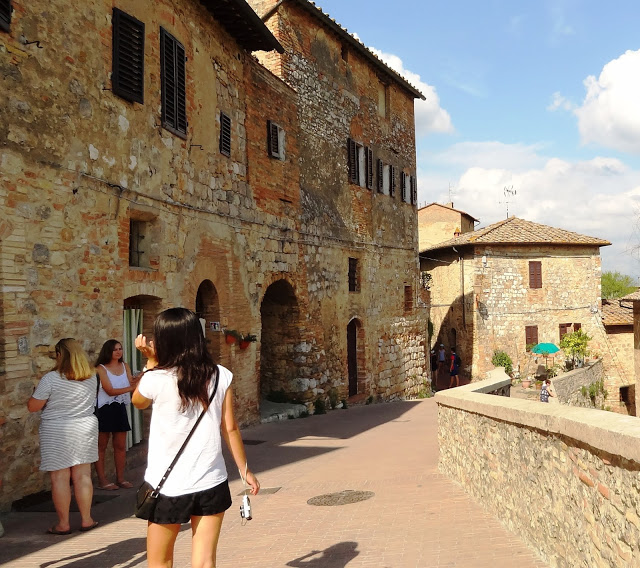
[226,334,237,345]
[521,379,531,389]
[239,340,250,350]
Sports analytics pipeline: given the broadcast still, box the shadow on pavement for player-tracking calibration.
[38,537,147,568]
[286,541,359,567]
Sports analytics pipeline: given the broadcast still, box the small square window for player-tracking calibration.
[220,111,231,157]
[0,0,11,33]
[348,257,360,292]
[129,220,147,268]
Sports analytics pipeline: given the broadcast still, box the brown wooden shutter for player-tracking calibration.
[267,120,280,158]
[573,323,581,331]
[348,138,357,184]
[559,323,571,341]
[112,8,145,104]
[390,165,396,197]
[220,111,231,156]
[525,325,538,348]
[161,28,187,137]
[365,147,373,189]
[529,261,542,288]
[411,176,417,205]
[0,0,11,33]
[401,172,407,201]
[377,159,384,193]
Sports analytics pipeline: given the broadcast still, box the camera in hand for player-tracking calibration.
[240,494,252,521]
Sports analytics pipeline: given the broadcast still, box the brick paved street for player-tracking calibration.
[0,399,547,567]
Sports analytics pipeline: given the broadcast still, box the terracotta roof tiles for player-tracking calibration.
[602,299,634,326]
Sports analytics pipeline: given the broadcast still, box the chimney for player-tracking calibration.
[454,226,461,237]
[446,202,454,209]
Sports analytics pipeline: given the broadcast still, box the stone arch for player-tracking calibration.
[347,317,366,397]
[195,279,221,363]
[260,279,301,400]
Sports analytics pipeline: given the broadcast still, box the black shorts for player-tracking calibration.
[150,480,233,525]
[96,402,131,432]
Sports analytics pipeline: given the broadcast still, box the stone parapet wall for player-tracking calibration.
[552,359,605,407]
[437,378,640,567]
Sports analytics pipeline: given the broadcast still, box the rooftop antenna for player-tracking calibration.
[500,185,516,218]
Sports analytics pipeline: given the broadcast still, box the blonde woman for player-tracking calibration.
[27,338,99,535]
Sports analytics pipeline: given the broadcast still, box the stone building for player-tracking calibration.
[0,0,426,509]
[419,216,623,401]
[417,201,477,251]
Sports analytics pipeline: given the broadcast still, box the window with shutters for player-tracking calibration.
[377,159,384,193]
[129,220,147,268]
[528,261,542,288]
[112,9,145,104]
[220,111,231,157]
[160,28,187,138]
[365,147,373,190]
[0,0,11,33]
[401,172,412,203]
[389,165,397,197]
[348,257,360,293]
[347,138,366,187]
[410,176,417,205]
[404,285,413,313]
[267,120,284,160]
[525,325,538,350]
[559,323,571,341]
[573,323,581,332]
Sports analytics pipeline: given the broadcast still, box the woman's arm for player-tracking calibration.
[131,387,152,409]
[27,396,46,412]
[97,366,134,396]
[220,386,260,495]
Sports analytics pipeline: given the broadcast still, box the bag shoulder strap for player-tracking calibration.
[153,367,220,495]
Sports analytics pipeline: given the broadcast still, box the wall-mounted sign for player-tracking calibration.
[210,321,221,332]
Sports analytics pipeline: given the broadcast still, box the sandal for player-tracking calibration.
[97,483,118,491]
[47,526,72,535]
[80,521,99,532]
[117,480,133,489]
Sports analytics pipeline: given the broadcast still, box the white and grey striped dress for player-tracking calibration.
[32,371,99,471]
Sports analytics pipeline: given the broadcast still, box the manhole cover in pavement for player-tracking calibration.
[307,490,374,506]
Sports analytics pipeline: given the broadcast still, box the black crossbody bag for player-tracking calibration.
[135,371,219,520]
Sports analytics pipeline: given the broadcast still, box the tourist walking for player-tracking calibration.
[449,347,461,388]
[27,338,99,534]
[132,308,260,568]
[437,344,446,380]
[95,339,138,490]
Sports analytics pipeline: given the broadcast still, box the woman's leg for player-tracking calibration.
[113,431,128,484]
[50,468,72,531]
[96,431,111,486]
[191,513,225,568]
[147,522,181,568]
[71,463,95,528]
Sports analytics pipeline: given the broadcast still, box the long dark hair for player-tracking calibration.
[95,339,123,366]
[153,307,218,411]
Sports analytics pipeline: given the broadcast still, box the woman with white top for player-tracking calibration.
[133,307,259,568]
[95,339,138,490]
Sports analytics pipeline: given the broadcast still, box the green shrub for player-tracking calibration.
[314,397,326,415]
[366,395,374,405]
[491,350,513,376]
[328,388,339,410]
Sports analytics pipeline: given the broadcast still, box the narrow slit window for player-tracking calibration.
[267,120,284,159]
[220,111,231,156]
[348,257,360,292]
[0,0,11,33]
[129,220,146,268]
[404,285,413,313]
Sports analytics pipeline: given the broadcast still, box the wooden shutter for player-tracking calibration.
[112,9,145,104]
[377,159,384,193]
[559,323,571,341]
[347,138,357,184]
[365,147,373,189]
[0,0,11,33]
[401,172,407,202]
[390,165,396,197]
[267,120,280,158]
[525,325,538,348]
[220,111,231,156]
[573,323,581,331]
[160,28,187,137]
[529,261,542,288]
[411,176,417,205]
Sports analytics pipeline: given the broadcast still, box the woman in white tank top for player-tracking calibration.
[94,340,139,490]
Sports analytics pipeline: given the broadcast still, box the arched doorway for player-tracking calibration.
[195,280,221,363]
[347,318,365,397]
[260,280,300,399]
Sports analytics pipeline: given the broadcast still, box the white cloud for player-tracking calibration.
[547,91,576,112]
[368,47,454,137]
[574,50,640,154]
[418,141,640,276]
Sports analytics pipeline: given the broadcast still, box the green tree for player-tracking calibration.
[601,271,636,299]
[560,329,592,367]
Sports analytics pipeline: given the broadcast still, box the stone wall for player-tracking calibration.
[417,204,475,251]
[552,359,607,407]
[437,378,640,568]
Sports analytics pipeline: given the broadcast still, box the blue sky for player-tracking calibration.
[314,0,640,278]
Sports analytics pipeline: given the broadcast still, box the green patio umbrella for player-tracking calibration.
[531,342,560,354]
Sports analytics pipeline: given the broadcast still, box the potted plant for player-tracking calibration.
[239,333,257,350]
[224,329,242,345]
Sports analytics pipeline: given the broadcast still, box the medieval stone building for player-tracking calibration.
[419,216,627,406]
[0,0,426,509]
